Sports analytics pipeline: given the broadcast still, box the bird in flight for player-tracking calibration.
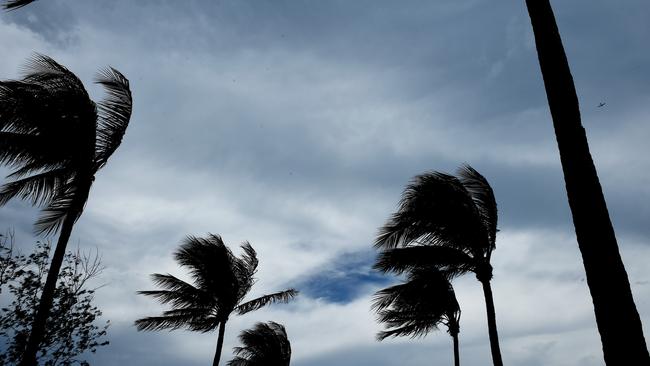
[597,102,606,108]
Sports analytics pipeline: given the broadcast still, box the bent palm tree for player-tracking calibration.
[135,234,298,366]
[227,321,291,366]
[2,0,36,10]
[0,55,132,366]
[524,2,649,363]
[375,165,502,366]
[372,268,461,366]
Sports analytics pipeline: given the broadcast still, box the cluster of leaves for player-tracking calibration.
[0,232,109,365]
[136,234,298,333]
[372,268,460,340]
[228,322,291,366]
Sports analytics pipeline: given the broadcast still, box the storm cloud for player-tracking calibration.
[1,0,649,365]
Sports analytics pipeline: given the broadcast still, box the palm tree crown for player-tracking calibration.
[136,234,298,365]
[372,268,460,341]
[374,165,503,366]
[0,54,132,235]
[227,321,291,366]
[376,165,496,272]
[373,268,461,366]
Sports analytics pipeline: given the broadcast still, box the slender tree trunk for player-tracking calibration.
[480,280,503,366]
[20,212,78,366]
[213,321,227,366]
[452,332,460,366]
[524,1,649,364]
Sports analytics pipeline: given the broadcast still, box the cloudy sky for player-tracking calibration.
[1,0,650,365]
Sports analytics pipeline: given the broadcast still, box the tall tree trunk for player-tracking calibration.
[20,212,78,366]
[452,332,460,366]
[524,1,649,364]
[480,280,503,366]
[213,321,227,366]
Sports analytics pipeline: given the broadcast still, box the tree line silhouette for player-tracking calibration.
[1,0,648,365]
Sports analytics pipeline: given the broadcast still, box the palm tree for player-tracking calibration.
[523,2,649,363]
[375,165,502,366]
[372,267,461,366]
[0,54,132,366]
[227,321,291,366]
[135,234,298,366]
[2,0,36,10]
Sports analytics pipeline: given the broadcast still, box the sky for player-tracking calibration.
[1,0,650,365]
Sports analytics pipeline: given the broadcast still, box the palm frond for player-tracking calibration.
[2,0,36,10]
[22,55,94,115]
[228,322,291,366]
[137,273,214,309]
[457,164,498,250]
[373,246,476,276]
[227,359,249,366]
[376,320,438,340]
[239,241,259,277]
[134,307,217,333]
[375,171,488,255]
[175,234,243,310]
[1,55,97,171]
[22,53,71,76]
[0,131,75,182]
[175,234,231,274]
[0,81,49,134]
[372,271,456,312]
[373,268,460,341]
[235,289,298,315]
[0,132,44,168]
[94,67,132,170]
[34,180,85,236]
[0,168,69,207]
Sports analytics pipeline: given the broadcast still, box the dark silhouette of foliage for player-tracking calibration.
[375,165,503,366]
[0,54,132,366]
[0,232,109,365]
[1,0,35,10]
[372,268,461,366]
[227,321,291,366]
[523,2,649,363]
[135,234,298,366]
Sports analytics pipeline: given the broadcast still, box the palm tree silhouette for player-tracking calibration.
[227,321,291,366]
[2,0,36,10]
[372,268,461,366]
[135,234,298,366]
[374,165,503,366]
[523,2,649,363]
[0,54,132,366]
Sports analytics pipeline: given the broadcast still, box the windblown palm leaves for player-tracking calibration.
[375,165,503,366]
[136,234,298,366]
[0,55,132,235]
[373,269,461,366]
[0,54,132,365]
[2,0,36,10]
[227,322,291,366]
